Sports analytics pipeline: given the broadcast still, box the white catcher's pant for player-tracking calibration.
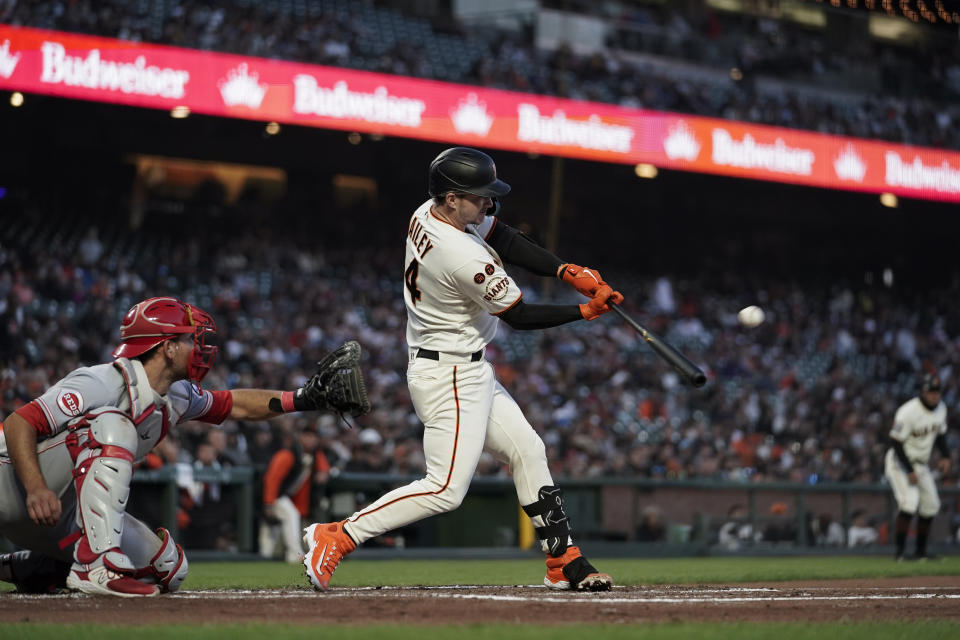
[344,356,555,543]
[884,449,940,517]
[0,430,173,568]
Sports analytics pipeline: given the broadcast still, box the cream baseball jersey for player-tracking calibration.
[404,200,521,353]
[890,398,948,464]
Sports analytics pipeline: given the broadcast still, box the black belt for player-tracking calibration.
[416,348,483,362]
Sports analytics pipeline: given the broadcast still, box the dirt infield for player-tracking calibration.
[4,577,960,625]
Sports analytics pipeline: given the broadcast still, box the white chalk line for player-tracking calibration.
[437,593,960,604]
[165,586,960,605]
[8,585,960,605]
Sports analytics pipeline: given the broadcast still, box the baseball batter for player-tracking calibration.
[304,147,623,592]
[0,296,356,596]
[884,373,951,560]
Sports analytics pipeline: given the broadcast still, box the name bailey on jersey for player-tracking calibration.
[408,216,436,260]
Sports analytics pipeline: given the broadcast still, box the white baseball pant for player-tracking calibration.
[344,354,554,543]
[884,449,940,517]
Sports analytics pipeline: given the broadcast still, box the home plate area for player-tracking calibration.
[4,578,960,624]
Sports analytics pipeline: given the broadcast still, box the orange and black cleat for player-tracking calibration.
[543,545,612,592]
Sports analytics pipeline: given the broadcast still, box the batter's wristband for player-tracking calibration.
[280,391,297,412]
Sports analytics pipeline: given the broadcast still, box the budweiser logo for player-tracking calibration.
[663,121,701,161]
[711,129,815,175]
[516,104,633,153]
[292,76,426,127]
[218,63,267,109]
[833,144,866,182]
[39,41,190,98]
[0,39,20,79]
[885,152,960,193]
[450,93,493,136]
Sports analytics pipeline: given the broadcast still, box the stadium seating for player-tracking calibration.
[3,0,959,149]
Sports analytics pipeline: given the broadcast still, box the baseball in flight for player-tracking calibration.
[737,305,765,328]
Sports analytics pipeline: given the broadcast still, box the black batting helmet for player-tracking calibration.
[428,147,511,199]
[921,373,942,393]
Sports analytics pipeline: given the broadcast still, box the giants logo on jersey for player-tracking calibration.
[56,390,85,417]
[912,423,942,438]
[483,277,510,301]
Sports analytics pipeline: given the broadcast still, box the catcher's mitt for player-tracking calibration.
[299,340,371,418]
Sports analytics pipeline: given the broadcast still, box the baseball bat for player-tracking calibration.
[609,303,707,388]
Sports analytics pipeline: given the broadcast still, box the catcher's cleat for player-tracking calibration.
[66,560,159,597]
[303,521,356,591]
[543,545,612,592]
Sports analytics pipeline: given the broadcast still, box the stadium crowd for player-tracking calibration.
[1,193,958,491]
[3,0,960,150]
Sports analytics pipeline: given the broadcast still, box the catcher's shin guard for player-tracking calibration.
[67,410,138,553]
[66,411,156,596]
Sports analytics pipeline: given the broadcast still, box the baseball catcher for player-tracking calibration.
[0,296,370,596]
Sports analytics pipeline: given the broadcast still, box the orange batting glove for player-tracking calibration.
[579,285,624,321]
[559,263,609,298]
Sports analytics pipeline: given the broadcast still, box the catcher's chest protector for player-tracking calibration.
[66,358,171,460]
[112,358,172,458]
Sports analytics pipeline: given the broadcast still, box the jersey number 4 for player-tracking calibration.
[405,258,422,305]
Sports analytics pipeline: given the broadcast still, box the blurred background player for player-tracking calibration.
[260,425,330,563]
[885,373,951,561]
[303,147,622,592]
[0,297,347,595]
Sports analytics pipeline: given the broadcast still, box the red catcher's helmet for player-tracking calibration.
[113,297,218,385]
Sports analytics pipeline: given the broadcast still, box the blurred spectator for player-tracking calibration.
[717,504,756,551]
[184,441,231,550]
[247,424,280,467]
[762,502,796,544]
[635,505,666,542]
[345,428,391,473]
[207,426,251,467]
[847,509,879,548]
[812,513,846,547]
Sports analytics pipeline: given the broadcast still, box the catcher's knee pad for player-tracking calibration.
[522,486,571,557]
[72,412,137,556]
[86,410,139,452]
